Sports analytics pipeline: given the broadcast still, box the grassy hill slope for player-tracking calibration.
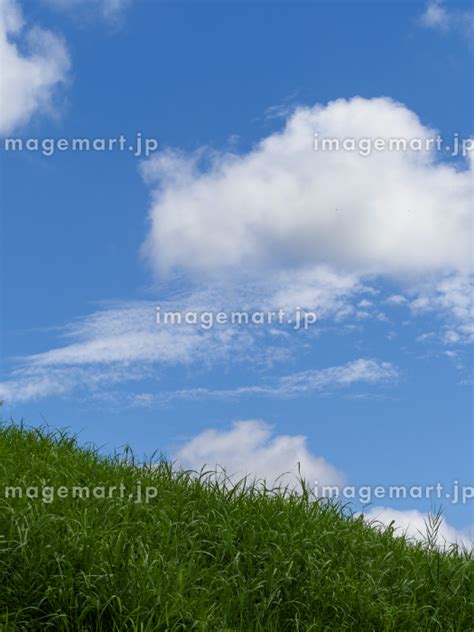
[0,423,472,631]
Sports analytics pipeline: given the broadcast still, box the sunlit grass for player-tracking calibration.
[0,421,472,630]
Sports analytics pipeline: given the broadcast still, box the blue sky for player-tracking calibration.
[1,0,473,544]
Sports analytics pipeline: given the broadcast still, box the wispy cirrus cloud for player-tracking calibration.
[0,299,255,404]
[0,270,469,406]
[0,270,375,406]
[409,274,474,345]
[420,0,451,30]
[383,274,474,345]
[128,358,399,407]
[420,0,474,42]
[0,284,398,405]
[42,0,131,23]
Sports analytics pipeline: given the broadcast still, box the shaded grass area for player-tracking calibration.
[0,422,472,630]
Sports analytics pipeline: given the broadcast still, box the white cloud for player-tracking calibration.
[363,506,473,550]
[175,419,345,490]
[0,0,70,135]
[141,97,473,341]
[174,422,473,548]
[142,97,472,279]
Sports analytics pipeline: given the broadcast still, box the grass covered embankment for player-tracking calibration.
[0,423,472,630]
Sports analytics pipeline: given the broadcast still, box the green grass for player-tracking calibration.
[0,422,472,631]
